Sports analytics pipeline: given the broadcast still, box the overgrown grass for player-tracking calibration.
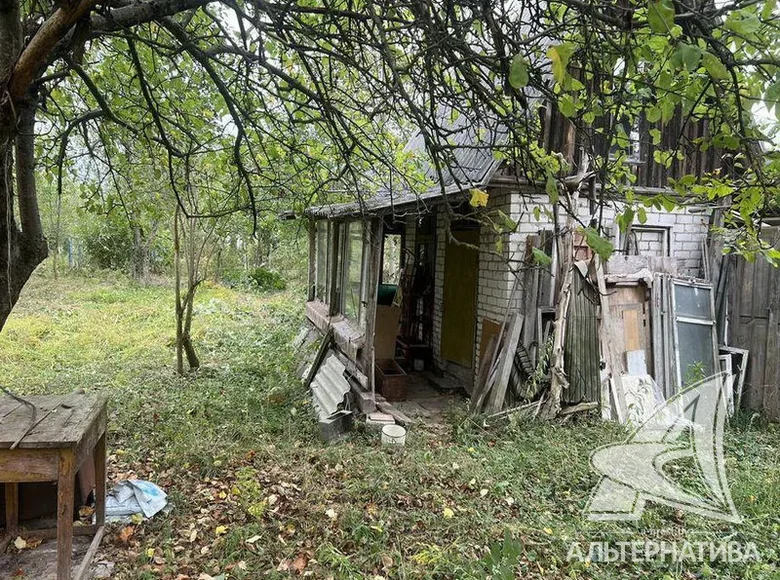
[1,268,778,579]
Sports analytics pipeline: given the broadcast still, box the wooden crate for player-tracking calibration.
[375,359,408,401]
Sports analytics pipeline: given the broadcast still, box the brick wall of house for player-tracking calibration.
[417,188,709,389]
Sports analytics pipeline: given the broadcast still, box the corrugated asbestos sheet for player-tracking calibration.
[563,267,601,404]
[310,353,351,420]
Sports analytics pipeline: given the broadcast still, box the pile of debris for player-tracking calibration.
[300,328,409,441]
[470,252,748,425]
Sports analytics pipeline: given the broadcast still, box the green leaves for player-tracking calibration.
[702,52,730,80]
[508,54,529,89]
[532,247,552,266]
[547,43,575,85]
[616,207,635,233]
[647,0,675,33]
[675,43,702,72]
[581,227,614,261]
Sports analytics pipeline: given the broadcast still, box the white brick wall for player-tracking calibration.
[419,188,710,387]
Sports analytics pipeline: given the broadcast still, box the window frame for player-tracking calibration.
[670,279,719,388]
[314,220,331,303]
[341,220,367,326]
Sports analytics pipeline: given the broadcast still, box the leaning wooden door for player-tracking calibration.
[441,229,479,368]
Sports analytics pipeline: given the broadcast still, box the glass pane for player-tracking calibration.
[382,234,402,284]
[344,222,364,322]
[677,322,716,385]
[316,221,329,301]
[674,284,711,319]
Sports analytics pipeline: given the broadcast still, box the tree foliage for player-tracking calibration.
[1,0,780,328]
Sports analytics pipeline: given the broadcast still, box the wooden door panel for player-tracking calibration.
[441,229,479,368]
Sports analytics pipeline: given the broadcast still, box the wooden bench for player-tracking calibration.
[0,394,107,580]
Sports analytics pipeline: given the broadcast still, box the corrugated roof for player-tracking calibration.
[305,110,507,219]
[310,352,352,421]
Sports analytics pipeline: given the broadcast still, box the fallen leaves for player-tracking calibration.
[118,525,135,543]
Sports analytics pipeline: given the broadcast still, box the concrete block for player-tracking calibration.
[353,389,377,414]
[319,412,353,442]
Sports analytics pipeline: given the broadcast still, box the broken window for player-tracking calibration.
[315,220,331,302]
[626,226,669,257]
[672,281,717,387]
[342,221,365,324]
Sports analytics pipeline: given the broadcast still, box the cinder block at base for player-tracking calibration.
[319,412,353,442]
[353,390,377,414]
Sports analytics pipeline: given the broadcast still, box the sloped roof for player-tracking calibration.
[305,110,507,219]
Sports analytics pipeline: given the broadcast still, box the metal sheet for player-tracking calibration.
[304,109,507,219]
[310,352,352,421]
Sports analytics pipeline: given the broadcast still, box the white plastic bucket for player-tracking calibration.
[381,424,407,446]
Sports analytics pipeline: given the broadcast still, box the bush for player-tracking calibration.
[247,267,287,292]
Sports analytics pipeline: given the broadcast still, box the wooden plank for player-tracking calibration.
[75,406,107,471]
[0,448,59,481]
[478,319,502,372]
[5,482,18,535]
[485,313,524,415]
[94,433,107,526]
[303,328,333,390]
[764,235,780,421]
[473,334,499,409]
[651,273,666,396]
[623,309,640,351]
[57,450,75,580]
[595,259,627,422]
[73,526,106,580]
[521,236,541,349]
[0,394,107,450]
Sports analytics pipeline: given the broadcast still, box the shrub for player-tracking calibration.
[247,267,287,292]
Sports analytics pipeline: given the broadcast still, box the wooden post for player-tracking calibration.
[94,433,106,526]
[363,218,383,392]
[57,450,75,580]
[5,482,18,535]
[328,222,341,317]
[307,219,316,302]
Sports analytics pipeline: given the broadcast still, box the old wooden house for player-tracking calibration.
[302,107,777,425]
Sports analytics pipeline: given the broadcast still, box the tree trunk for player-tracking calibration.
[0,102,48,331]
[174,207,184,375]
[173,207,200,374]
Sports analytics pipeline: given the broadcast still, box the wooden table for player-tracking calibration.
[0,393,107,580]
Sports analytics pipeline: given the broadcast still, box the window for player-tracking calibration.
[626,226,669,257]
[381,234,403,284]
[672,281,717,386]
[315,221,330,302]
[342,221,365,323]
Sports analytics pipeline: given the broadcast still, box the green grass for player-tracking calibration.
[1,268,779,579]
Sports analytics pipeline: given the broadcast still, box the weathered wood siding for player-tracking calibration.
[728,233,780,420]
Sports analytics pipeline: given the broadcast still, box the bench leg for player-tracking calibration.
[5,483,18,536]
[57,451,75,580]
[94,433,106,525]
